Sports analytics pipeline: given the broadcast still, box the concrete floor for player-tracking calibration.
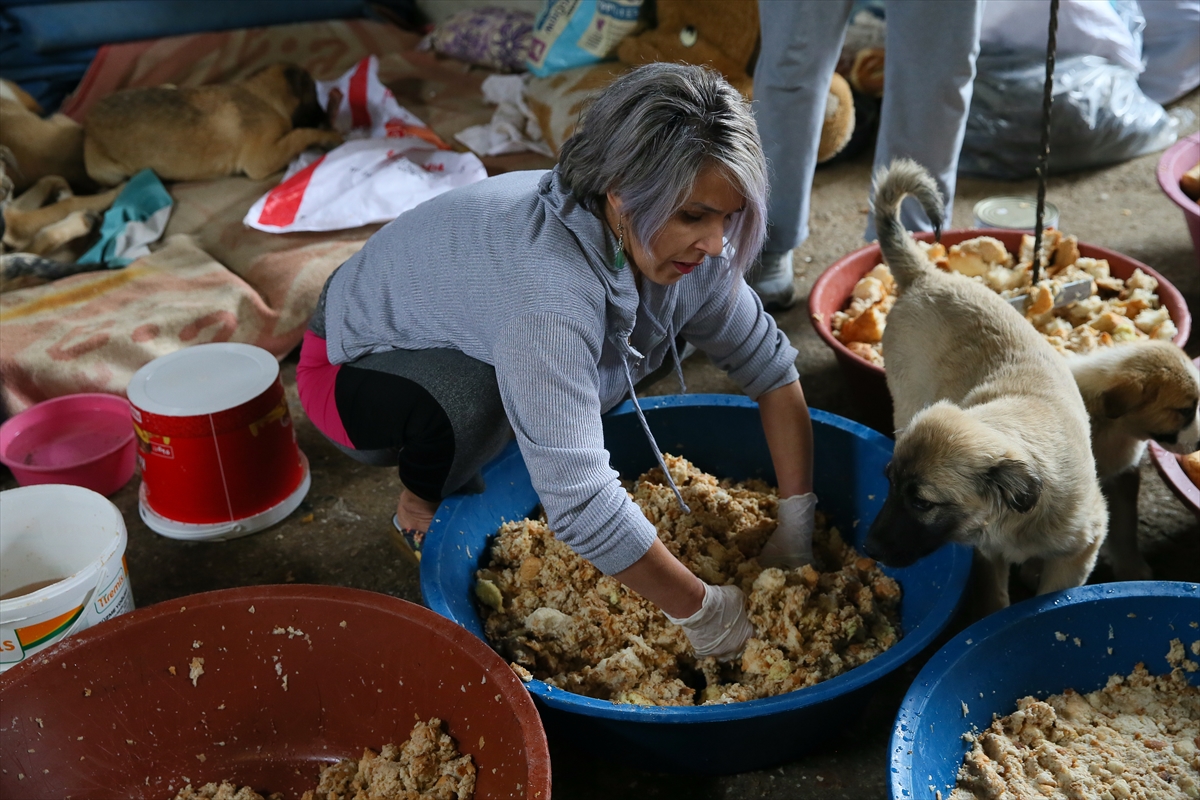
[7,93,1199,799]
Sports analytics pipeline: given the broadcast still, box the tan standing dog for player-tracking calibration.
[84,63,342,185]
[862,159,1108,614]
[1070,341,1200,580]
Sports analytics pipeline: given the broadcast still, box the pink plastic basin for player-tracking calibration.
[0,393,136,496]
[809,228,1192,433]
[1150,358,1200,519]
[1157,132,1200,260]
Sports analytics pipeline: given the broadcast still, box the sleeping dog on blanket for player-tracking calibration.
[84,63,343,185]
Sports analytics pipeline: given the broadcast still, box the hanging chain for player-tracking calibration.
[1031,0,1060,284]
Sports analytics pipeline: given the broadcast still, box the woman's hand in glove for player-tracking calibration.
[758,492,817,569]
[664,583,754,661]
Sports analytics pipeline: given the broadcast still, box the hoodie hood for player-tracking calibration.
[537,168,692,515]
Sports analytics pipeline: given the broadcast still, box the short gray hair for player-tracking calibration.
[558,63,767,279]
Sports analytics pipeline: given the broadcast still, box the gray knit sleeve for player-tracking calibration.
[493,312,659,575]
[682,277,799,399]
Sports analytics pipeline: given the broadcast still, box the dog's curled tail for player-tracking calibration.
[872,158,945,291]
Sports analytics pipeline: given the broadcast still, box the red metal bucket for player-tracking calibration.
[127,344,310,541]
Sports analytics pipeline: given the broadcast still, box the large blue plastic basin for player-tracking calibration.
[422,395,973,775]
[891,581,1200,799]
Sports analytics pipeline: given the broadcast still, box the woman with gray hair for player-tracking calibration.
[298,63,816,660]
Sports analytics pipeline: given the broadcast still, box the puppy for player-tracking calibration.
[0,79,90,193]
[1069,340,1200,580]
[84,63,342,185]
[862,159,1108,613]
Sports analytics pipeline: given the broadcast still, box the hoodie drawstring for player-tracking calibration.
[667,322,688,395]
[622,356,691,516]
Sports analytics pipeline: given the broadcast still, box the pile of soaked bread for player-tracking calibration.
[172,718,475,800]
[475,455,903,706]
[951,638,1200,800]
[833,231,1178,366]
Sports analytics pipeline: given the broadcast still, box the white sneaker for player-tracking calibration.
[748,250,796,311]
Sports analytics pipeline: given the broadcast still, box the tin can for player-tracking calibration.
[973,196,1060,232]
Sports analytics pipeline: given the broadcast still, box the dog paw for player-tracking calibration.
[318,131,344,150]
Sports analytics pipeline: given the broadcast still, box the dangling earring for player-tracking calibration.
[613,220,627,271]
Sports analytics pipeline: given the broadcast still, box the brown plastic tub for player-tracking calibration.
[808,228,1192,434]
[0,585,551,800]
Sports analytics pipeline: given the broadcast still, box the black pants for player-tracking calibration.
[334,363,456,503]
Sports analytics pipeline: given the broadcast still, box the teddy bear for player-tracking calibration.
[616,0,853,163]
[819,71,855,163]
[616,0,759,98]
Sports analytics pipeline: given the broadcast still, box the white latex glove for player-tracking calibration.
[664,583,754,661]
[758,492,817,569]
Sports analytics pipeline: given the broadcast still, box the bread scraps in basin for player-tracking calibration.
[476,454,903,706]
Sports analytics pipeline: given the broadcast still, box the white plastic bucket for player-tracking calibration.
[0,484,134,672]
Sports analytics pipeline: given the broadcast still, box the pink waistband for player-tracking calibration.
[296,330,353,449]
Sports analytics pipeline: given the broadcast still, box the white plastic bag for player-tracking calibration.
[244,56,487,233]
[1139,0,1200,104]
[980,0,1144,74]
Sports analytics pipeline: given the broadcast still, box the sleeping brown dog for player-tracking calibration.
[84,63,342,185]
[0,79,90,193]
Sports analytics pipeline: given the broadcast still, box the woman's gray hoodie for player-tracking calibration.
[322,168,798,575]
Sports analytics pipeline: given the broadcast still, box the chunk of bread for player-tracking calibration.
[1181,161,1200,201]
[1181,450,1200,488]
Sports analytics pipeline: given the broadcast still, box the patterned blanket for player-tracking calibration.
[0,19,564,413]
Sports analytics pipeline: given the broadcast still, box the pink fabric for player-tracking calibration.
[297,330,353,448]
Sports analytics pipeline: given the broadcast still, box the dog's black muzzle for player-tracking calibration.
[863,491,949,567]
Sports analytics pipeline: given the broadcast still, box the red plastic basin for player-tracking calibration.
[808,228,1192,433]
[0,393,136,496]
[1157,131,1200,260]
[0,585,551,800]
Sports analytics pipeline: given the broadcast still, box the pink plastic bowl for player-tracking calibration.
[1157,132,1200,259]
[809,228,1192,433]
[0,393,136,496]
[1150,358,1200,519]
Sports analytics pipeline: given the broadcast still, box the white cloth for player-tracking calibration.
[244,56,487,233]
[664,583,754,661]
[455,74,555,158]
[758,492,817,569]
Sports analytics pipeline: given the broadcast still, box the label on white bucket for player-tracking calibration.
[93,558,133,618]
[0,485,134,671]
[0,559,132,667]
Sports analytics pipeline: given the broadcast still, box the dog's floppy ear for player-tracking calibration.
[283,65,325,130]
[1102,378,1148,419]
[283,65,314,100]
[979,458,1042,513]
